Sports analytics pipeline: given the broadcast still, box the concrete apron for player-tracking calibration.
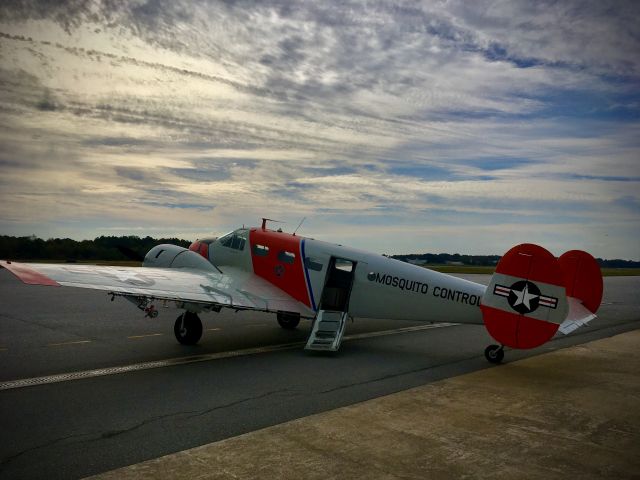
[89,330,640,480]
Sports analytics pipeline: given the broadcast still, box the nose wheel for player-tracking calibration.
[174,311,203,345]
[484,344,504,364]
[277,312,301,330]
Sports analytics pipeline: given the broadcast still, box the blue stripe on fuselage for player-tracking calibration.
[300,239,317,311]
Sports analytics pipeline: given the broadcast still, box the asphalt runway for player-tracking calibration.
[0,269,638,479]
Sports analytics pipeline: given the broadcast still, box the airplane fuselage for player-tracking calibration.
[189,227,485,325]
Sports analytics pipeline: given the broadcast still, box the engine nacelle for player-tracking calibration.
[143,244,217,272]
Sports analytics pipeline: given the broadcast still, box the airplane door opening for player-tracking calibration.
[319,257,356,312]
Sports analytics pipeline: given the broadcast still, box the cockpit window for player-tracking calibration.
[219,229,247,251]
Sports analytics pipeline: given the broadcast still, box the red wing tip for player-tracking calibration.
[0,260,60,287]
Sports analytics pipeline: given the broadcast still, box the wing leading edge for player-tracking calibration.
[0,261,313,317]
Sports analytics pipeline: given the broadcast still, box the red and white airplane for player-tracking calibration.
[0,219,603,363]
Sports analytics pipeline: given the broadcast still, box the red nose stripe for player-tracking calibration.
[249,229,310,308]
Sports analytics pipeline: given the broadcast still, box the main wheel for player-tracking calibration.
[484,344,504,364]
[277,312,300,330]
[174,311,203,345]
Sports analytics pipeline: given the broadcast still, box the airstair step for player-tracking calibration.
[305,309,348,352]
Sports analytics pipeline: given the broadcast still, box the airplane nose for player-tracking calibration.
[189,240,209,260]
[189,238,217,261]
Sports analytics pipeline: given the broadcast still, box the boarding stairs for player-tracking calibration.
[304,309,348,352]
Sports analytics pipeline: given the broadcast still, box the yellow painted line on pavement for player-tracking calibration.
[128,333,164,339]
[207,328,222,332]
[47,340,92,347]
[0,348,7,352]
[1,323,456,391]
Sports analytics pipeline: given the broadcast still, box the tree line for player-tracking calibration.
[0,235,191,262]
[391,252,502,266]
[389,252,640,268]
[0,235,637,268]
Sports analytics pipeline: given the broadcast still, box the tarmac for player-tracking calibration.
[89,329,640,480]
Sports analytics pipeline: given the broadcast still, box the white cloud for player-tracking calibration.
[0,1,638,259]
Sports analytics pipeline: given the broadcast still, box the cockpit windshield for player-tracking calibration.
[218,228,248,251]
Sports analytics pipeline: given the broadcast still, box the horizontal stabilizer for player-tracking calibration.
[558,297,597,335]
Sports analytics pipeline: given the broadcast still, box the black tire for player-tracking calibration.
[484,344,504,364]
[277,312,300,330]
[174,311,203,345]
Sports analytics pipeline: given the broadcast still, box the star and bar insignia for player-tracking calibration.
[493,280,558,314]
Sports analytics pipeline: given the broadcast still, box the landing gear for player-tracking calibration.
[277,312,300,330]
[132,296,159,318]
[174,311,203,345]
[484,344,505,364]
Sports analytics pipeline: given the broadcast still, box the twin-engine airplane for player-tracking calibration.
[0,219,603,363]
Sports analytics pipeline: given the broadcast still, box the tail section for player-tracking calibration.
[557,250,603,334]
[558,250,603,314]
[481,244,603,352]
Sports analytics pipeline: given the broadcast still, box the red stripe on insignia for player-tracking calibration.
[539,295,557,305]
[493,285,511,296]
[0,261,60,287]
[539,300,555,306]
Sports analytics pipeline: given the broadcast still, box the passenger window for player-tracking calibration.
[253,244,269,256]
[278,250,295,264]
[304,257,323,271]
[334,258,354,272]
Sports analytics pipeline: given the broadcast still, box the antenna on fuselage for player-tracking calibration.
[261,217,284,230]
[292,217,306,236]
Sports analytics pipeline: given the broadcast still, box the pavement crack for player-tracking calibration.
[317,355,482,394]
[94,409,201,441]
[0,407,205,469]
[0,431,94,469]
[93,390,293,441]
[186,389,290,420]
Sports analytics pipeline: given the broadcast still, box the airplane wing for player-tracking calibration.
[0,261,313,316]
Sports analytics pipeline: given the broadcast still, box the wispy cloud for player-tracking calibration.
[0,1,638,258]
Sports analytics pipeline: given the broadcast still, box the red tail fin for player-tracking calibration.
[558,250,603,314]
[480,244,568,349]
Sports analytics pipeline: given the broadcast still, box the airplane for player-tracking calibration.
[0,218,603,363]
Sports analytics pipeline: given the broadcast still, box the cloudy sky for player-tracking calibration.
[0,0,638,259]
